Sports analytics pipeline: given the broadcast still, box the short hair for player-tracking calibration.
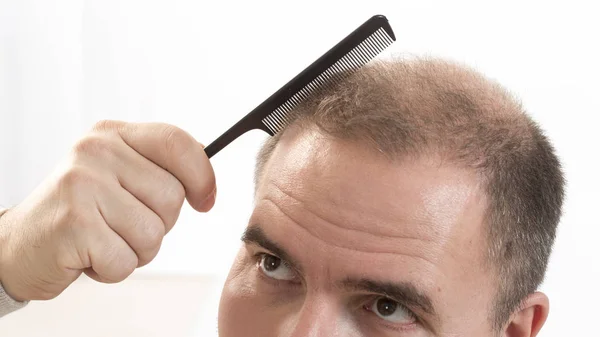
[254,57,565,330]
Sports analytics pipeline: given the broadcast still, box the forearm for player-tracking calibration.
[0,208,28,317]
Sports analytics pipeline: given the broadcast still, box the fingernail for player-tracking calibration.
[198,187,216,212]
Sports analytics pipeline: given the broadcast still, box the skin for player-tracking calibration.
[218,125,548,337]
[0,120,548,336]
[0,121,215,301]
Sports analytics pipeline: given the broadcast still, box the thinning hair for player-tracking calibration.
[254,57,565,330]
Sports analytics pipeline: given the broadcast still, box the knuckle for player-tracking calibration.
[163,125,194,158]
[104,247,137,282]
[121,258,137,279]
[137,247,160,267]
[162,179,186,211]
[53,168,105,233]
[136,220,164,266]
[58,166,97,191]
[142,219,165,249]
[92,119,122,132]
[150,175,185,229]
[72,135,115,159]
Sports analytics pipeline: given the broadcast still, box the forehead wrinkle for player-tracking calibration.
[269,181,438,243]
[261,196,439,269]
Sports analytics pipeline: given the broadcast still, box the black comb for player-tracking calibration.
[204,15,396,158]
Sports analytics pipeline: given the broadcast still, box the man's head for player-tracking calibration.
[218,57,564,336]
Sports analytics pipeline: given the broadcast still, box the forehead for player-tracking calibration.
[253,126,494,322]
[257,126,486,241]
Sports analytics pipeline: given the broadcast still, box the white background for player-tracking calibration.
[1,0,599,336]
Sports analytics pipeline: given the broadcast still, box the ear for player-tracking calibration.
[504,292,549,337]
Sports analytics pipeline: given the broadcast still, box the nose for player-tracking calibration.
[281,295,357,337]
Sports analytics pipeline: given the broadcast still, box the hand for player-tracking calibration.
[0,120,216,302]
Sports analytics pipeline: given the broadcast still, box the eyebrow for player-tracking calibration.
[340,278,436,316]
[241,226,303,273]
[241,226,436,317]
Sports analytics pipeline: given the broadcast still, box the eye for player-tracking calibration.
[258,254,296,281]
[366,297,416,324]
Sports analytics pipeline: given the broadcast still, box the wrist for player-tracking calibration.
[0,208,13,297]
[0,208,9,287]
[0,207,35,303]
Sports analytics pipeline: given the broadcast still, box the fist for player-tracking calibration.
[0,120,216,302]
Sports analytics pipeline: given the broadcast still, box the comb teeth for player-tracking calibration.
[262,27,394,135]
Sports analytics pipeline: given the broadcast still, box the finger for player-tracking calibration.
[83,268,109,283]
[108,136,186,231]
[85,218,139,283]
[93,120,216,212]
[96,180,166,267]
[70,131,185,230]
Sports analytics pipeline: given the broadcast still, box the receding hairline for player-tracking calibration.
[256,56,531,174]
[253,55,564,331]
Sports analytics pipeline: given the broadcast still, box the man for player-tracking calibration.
[0,58,564,336]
